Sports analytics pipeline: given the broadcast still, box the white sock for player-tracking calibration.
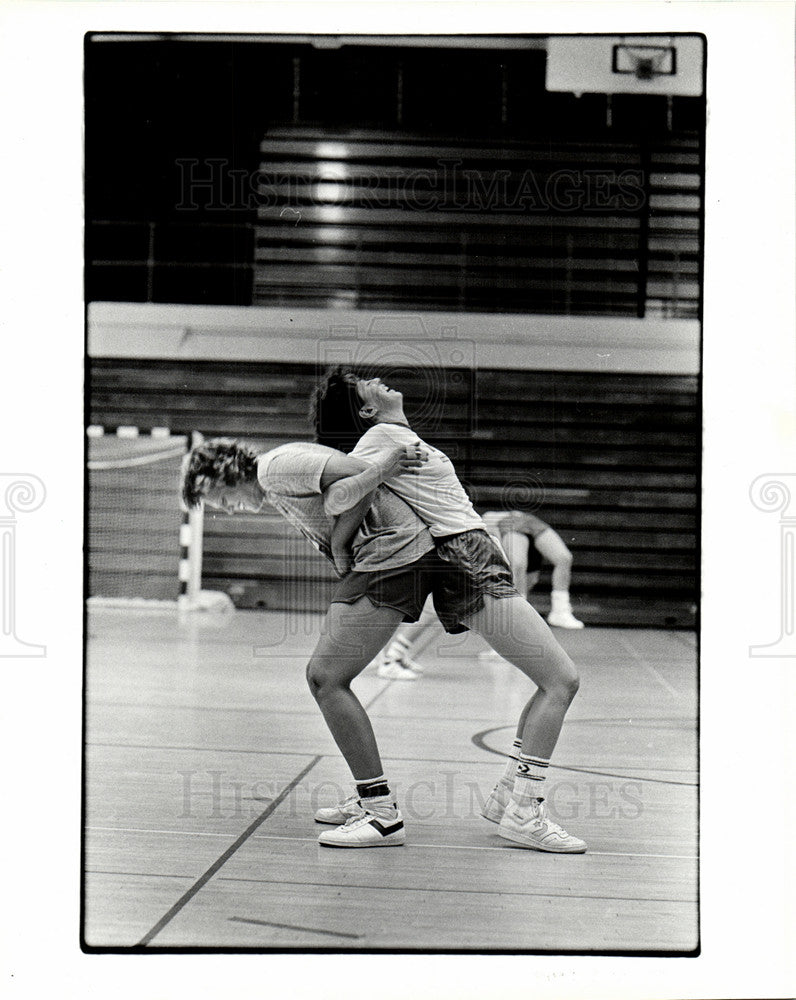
[501,738,523,785]
[362,794,396,812]
[511,753,550,807]
[550,590,572,614]
[354,775,396,815]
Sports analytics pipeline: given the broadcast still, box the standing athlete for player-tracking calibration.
[312,369,587,853]
[182,437,436,849]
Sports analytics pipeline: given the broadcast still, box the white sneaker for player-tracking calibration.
[498,798,587,853]
[480,779,512,824]
[381,646,425,673]
[547,609,585,629]
[317,807,406,848]
[376,659,421,681]
[397,653,425,674]
[314,793,365,825]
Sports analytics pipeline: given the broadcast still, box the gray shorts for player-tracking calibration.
[332,529,517,634]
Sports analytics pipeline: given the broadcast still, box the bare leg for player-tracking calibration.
[500,530,529,595]
[534,528,574,592]
[306,598,406,777]
[463,594,579,758]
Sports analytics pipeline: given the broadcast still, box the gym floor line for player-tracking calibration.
[84,606,698,953]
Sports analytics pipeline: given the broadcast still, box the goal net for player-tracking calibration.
[87,431,190,604]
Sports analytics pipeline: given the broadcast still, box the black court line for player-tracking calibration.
[549,762,697,788]
[88,869,195,879]
[137,755,322,947]
[471,727,697,787]
[89,701,330,717]
[93,699,547,723]
[87,740,318,757]
[86,739,495,766]
[220,876,695,907]
[229,916,361,940]
[85,740,698,775]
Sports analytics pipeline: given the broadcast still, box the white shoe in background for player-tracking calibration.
[547,609,585,629]
[376,658,422,680]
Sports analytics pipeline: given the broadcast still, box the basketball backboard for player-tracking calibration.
[546,34,704,97]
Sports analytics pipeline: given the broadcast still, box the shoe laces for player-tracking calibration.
[342,810,376,829]
[532,800,570,837]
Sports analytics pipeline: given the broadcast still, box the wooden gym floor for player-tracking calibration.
[83,606,698,953]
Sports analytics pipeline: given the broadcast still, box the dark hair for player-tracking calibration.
[181,438,259,509]
[310,366,372,453]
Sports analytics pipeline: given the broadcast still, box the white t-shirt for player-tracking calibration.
[350,424,485,538]
[257,442,434,571]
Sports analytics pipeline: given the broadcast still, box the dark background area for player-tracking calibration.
[85,37,704,313]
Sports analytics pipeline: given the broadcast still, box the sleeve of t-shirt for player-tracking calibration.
[258,444,330,498]
[350,424,402,463]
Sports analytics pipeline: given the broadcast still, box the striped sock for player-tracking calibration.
[354,774,392,810]
[511,753,550,806]
[501,738,523,785]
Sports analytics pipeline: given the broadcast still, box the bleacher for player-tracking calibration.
[88,358,698,627]
[252,127,701,319]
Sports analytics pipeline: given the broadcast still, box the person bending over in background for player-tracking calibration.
[481,510,584,630]
[311,368,587,853]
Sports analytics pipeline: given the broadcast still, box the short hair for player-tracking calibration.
[181,438,259,509]
[310,366,372,453]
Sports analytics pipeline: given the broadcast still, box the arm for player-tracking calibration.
[321,445,426,517]
[329,491,376,576]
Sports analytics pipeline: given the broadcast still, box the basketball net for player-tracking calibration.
[623,46,672,81]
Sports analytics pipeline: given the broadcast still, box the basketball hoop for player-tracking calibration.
[612,44,677,80]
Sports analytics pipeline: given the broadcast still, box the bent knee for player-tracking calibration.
[555,656,580,702]
[306,661,339,700]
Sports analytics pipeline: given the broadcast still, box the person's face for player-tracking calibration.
[353,375,402,413]
[203,479,265,515]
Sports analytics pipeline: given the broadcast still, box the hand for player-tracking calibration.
[377,443,429,481]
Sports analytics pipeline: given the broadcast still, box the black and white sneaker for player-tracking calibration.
[317,806,406,848]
